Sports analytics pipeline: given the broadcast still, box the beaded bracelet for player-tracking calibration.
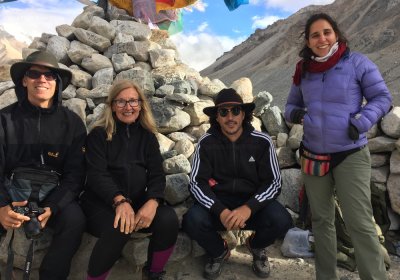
[112,198,132,209]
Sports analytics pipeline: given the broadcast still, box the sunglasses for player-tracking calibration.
[113,99,142,108]
[217,106,242,117]
[25,70,57,81]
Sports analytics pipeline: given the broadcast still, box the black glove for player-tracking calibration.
[291,109,306,124]
[348,124,359,140]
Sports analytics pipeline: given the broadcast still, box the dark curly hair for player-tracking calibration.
[299,13,348,74]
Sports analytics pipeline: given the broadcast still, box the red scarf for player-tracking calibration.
[293,42,347,86]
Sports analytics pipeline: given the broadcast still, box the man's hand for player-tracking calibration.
[134,199,158,232]
[0,201,30,230]
[221,205,251,231]
[38,207,52,229]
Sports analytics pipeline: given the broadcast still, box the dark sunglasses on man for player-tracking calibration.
[113,99,142,108]
[217,106,242,117]
[25,70,57,81]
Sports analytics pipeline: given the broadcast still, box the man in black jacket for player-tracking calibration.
[183,88,293,279]
[0,51,86,280]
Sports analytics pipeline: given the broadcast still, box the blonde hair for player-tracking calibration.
[93,79,157,141]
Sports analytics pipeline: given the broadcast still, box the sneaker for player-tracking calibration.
[203,245,231,280]
[246,236,270,278]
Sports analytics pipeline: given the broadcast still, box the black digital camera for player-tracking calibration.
[13,202,45,239]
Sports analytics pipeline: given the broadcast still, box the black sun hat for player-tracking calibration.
[203,88,255,116]
[10,51,72,90]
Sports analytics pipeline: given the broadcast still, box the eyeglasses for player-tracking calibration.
[25,70,57,81]
[113,99,142,108]
[217,106,242,117]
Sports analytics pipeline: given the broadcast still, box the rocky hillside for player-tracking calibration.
[201,0,400,109]
[0,26,26,65]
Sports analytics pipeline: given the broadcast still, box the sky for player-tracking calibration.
[0,0,335,71]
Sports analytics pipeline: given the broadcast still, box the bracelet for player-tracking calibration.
[112,198,132,209]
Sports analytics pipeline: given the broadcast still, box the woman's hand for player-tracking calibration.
[134,199,158,232]
[0,201,30,230]
[113,196,135,234]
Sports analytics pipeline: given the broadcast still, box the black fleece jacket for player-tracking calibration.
[189,124,282,218]
[83,121,165,208]
[0,88,86,214]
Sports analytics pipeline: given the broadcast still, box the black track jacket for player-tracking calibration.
[189,124,282,218]
[0,92,86,214]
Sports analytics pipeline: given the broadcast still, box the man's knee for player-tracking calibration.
[182,205,211,236]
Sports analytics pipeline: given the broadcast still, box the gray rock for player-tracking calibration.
[371,165,390,183]
[62,84,77,99]
[74,28,111,52]
[0,81,14,95]
[149,48,176,68]
[115,68,155,96]
[390,149,400,174]
[253,91,272,116]
[67,40,99,65]
[261,106,289,136]
[110,20,152,41]
[92,67,115,88]
[370,153,390,168]
[111,53,135,73]
[0,88,17,109]
[56,24,76,40]
[70,68,92,89]
[88,16,116,41]
[387,174,400,215]
[46,36,70,64]
[163,154,191,174]
[381,106,400,138]
[165,173,190,205]
[368,136,397,153]
[277,168,303,212]
[174,139,195,159]
[276,146,297,168]
[63,98,87,124]
[81,53,113,74]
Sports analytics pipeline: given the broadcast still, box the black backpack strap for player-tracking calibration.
[5,230,15,280]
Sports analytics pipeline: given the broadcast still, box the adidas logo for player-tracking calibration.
[248,156,255,162]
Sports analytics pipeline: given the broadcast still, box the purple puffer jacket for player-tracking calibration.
[285,51,392,154]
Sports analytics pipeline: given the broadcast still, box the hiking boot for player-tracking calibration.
[246,236,270,278]
[142,265,168,280]
[203,245,231,280]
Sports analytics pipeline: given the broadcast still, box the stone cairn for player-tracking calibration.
[0,4,400,279]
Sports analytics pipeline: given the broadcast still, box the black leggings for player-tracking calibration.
[83,200,178,277]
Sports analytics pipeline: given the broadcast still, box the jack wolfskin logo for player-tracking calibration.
[48,151,59,158]
[248,156,255,162]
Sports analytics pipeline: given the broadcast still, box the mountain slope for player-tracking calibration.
[201,0,400,109]
[0,26,26,65]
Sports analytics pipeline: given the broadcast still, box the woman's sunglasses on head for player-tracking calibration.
[25,70,57,81]
[217,106,242,117]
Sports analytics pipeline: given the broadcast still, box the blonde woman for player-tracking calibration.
[81,80,178,280]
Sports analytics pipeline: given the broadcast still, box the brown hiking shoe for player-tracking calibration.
[246,236,270,278]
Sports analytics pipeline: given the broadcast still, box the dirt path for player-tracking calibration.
[162,240,400,280]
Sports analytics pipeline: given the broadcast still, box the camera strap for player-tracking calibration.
[5,230,35,280]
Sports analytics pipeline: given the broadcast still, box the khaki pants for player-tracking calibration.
[304,147,387,280]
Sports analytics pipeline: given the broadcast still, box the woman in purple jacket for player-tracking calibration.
[285,13,391,280]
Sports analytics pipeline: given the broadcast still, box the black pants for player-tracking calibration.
[39,201,86,280]
[82,198,178,277]
[183,198,293,258]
